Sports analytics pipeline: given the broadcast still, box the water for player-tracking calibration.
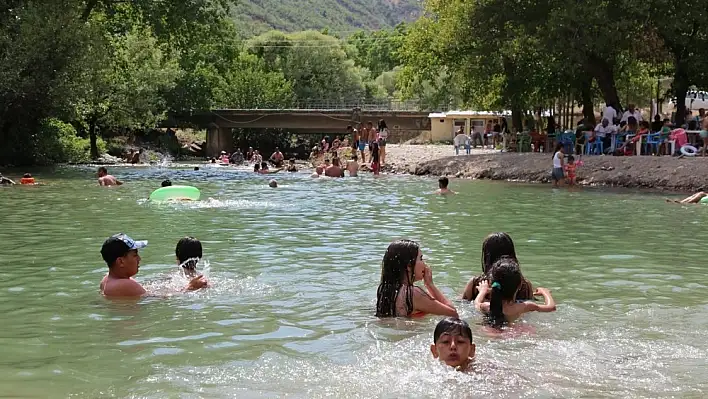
[1,165,707,398]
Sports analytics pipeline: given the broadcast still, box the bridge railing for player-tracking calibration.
[225,99,449,112]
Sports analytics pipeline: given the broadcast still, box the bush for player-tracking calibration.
[36,118,106,164]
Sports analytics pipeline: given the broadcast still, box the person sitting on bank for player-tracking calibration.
[97,167,123,186]
[99,233,206,297]
[435,177,456,195]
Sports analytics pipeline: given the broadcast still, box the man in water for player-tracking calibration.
[325,157,344,177]
[269,179,278,188]
[286,158,298,172]
[99,233,206,297]
[269,147,284,168]
[346,154,359,177]
[161,180,172,187]
[0,173,16,185]
[97,167,123,186]
[435,177,456,195]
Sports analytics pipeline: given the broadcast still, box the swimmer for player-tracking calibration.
[667,192,708,204]
[431,317,476,371]
[346,154,359,177]
[193,167,200,171]
[97,167,123,186]
[375,239,458,318]
[310,165,323,178]
[99,233,206,298]
[20,173,37,185]
[258,161,281,174]
[286,158,298,172]
[325,157,344,177]
[0,173,16,185]
[475,257,555,329]
[175,236,208,287]
[462,232,533,301]
[269,179,278,188]
[434,177,456,195]
[161,179,172,187]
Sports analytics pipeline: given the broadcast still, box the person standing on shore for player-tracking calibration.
[378,119,389,165]
[551,143,565,188]
[359,122,372,163]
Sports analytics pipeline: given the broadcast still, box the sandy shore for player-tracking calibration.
[384,144,708,192]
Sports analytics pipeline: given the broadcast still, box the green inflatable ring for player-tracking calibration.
[149,185,201,201]
[700,196,708,204]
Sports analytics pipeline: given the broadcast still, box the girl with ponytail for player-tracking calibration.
[474,256,556,329]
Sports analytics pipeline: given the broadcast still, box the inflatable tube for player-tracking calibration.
[149,185,200,201]
[700,196,708,204]
[681,145,698,157]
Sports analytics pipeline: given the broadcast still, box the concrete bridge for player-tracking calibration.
[172,104,432,157]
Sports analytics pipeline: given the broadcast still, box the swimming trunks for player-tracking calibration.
[700,130,708,139]
[358,141,366,151]
[551,167,564,181]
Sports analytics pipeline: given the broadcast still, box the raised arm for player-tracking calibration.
[524,287,556,313]
[413,287,458,318]
[474,281,491,313]
[422,266,455,308]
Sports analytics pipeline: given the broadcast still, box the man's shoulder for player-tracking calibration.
[103,277,145,297]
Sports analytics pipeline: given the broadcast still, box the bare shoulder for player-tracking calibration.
[103,277,146,297]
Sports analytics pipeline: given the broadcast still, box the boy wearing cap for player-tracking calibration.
[100,233,206,297]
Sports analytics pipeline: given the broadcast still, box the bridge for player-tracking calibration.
[170,100,434,157]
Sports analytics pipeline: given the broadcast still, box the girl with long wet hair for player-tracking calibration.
[375,239,458,318]
[475,257,556,329]
[462,232,533,301]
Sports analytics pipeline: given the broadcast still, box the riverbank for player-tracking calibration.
[383,144,708,192]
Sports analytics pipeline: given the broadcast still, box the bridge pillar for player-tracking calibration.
[205,124,233,158]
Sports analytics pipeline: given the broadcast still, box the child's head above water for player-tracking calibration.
[375,239,424,317]
[438,176,449,189]
[481,232,517,274]
[431,317,475,369]
[176,236,202,271]
[486,256,522,329]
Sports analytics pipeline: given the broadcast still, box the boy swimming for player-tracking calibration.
[431,317,475,370]
[434,177,455,195]
[99,233,207,297]
[175,236,208,287]
[474,256,556,329]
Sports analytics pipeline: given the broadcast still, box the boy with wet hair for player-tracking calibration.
[430,317,475,370]
[434,177,456,195]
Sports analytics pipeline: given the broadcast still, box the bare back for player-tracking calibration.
[100,274,146,297]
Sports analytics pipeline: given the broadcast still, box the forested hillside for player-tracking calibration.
[231,0,420,35]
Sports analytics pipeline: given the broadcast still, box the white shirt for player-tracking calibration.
[594,123,617,138]
[553,151,563,168]
[603,106,618,124]
[453,133,468,146]
[620,110,643,123]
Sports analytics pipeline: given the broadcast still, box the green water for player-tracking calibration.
[1,165,707,398]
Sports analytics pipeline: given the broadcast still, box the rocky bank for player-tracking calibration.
[409,152,708,192]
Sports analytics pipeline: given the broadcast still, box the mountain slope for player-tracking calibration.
[231,0,421,35]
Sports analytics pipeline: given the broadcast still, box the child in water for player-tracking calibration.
[20,173,36,185]
[564,155,577,186]
[431,317,475,371]
[462,232,533,301]
[375,239,458,318]
[176,236,208,287]
[475,256,555,329]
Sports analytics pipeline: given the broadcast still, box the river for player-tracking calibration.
[0,164,706,398]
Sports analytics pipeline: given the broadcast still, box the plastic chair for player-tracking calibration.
[644,133,664,155]
[518,133,531,152]
[558,132,575,154]
[586,134,604,155]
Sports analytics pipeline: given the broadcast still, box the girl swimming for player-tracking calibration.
[462,232,533,301]
[375,239,458,318]
[475,256,555,329]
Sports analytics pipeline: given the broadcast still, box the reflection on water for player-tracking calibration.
[0,165,707,397]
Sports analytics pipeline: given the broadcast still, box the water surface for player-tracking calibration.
[0,165,706,398]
